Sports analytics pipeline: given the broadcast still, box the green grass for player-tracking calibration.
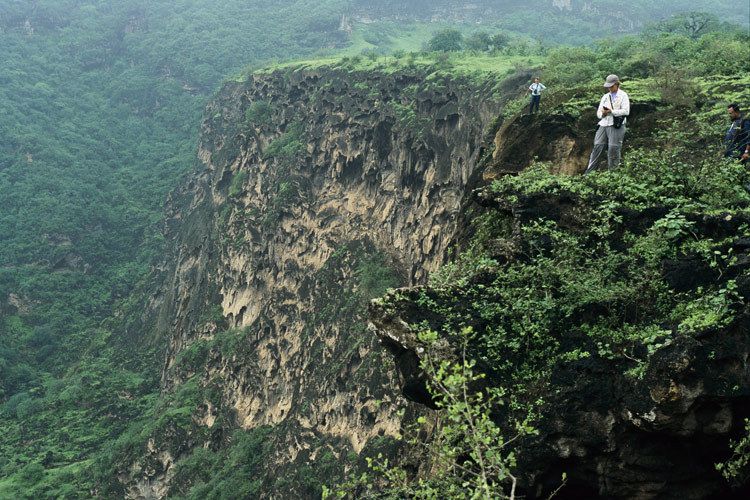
[252,51,542,82]
[349,21,448,54]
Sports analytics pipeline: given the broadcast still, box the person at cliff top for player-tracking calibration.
[526,77,546,114]
[584,74,630,174]
[724,103,750,164]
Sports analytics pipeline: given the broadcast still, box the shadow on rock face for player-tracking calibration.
[486,100,660,180]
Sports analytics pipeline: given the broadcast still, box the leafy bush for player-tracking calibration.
[263,122,306,162]
[427,29,464,52]
[244,101,275,128]
[717,419,750,485]
[333,328,538,499]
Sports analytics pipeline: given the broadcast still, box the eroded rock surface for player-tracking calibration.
[124,65,509,496]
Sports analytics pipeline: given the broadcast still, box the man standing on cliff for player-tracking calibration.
[526,77,546,114]
[585,74,630,174]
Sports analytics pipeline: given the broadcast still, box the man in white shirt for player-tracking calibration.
[584,74,630,174]
[527,77,546,114]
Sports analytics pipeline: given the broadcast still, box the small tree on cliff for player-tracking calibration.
[329,328,545,499]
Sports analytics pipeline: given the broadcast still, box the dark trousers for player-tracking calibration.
[529,95,541,114]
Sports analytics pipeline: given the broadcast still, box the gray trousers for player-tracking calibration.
[585,125,626,174]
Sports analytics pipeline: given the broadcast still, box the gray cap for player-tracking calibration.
[603,74,620,88]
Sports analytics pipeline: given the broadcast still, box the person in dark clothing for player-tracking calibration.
[724,103,750,163]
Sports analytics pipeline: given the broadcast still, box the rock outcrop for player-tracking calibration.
[372,284,750,499]
[120,58,749,499]
[124,62,512,496]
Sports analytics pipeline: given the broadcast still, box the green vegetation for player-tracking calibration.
[427,29,464,52]
[427,28,514,54]
[171,426,273,499]
[263,122,307,162]
[348,1,747,48]
[717,419,750,485]
[356,21,750,495]
[0,0,352,493]
[244,101,276,129]
[465,31,511,52]
[1,0,749,495]
[363,137,750,495]
[490,2,747,46]
[497,23,750,119]
[332,328,538,499]
[256,51,541,90]
[544,28,749,86]
[228,171,249,199]
[88,323,275,498]
[417,133,749,386]
[306,241,402,347]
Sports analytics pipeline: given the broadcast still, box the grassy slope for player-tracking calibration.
[254,52,542,82]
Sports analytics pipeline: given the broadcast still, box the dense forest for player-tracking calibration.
[0,0,748,497]
[0,1,350,495]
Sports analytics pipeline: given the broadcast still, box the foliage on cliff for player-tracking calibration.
[0,0,352,495]
[0,0,748,496]
[365,61,750,498]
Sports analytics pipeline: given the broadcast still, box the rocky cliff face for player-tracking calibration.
[117,59,750,498]
[372,220,750,499]
[126,63,513,496]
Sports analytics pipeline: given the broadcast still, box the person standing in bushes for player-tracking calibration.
[526,77,546,114]
[585,74,630,174]
[724,103,750,164]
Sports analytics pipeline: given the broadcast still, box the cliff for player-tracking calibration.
[117,59,521,497]
[114,56,750,498]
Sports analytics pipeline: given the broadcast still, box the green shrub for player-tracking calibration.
[428,29,463,52]
[717,419,750,485]
[244,101,275,128]
[263,122,306,162]
[228,170,248,198]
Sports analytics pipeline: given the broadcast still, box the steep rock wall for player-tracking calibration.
[133,64,510,496]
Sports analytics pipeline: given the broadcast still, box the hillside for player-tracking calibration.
[349,0,749,45]
[0,0,749,497]
[96,40,749,498]
[0,1,352,496]
[370,75,750,497]
[93,54,524,498]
